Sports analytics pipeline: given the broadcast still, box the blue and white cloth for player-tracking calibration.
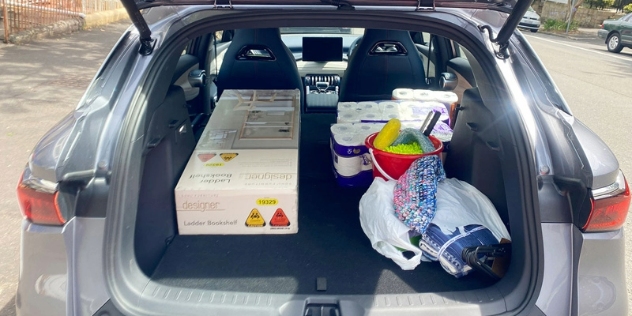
[419,223,499,278]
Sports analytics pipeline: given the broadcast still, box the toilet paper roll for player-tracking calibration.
[355,123,375,137]
[333,133,365,147]
[368,123,386,134]
[392,88,415,100]
[330,123,357,136]
[358,111,381,122]
[430,122,454,142]
[382,112,400,121]
[338,111,360,123]
[333,154,363,177]
[413,89,435,101]
[357,101,380,111]
[433,91,459,109]
[338,102,359,111]
[378,101,399,112]
[404,101,450,123]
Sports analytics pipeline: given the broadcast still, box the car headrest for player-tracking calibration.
[229,28,286,58]
[356,29,417,57]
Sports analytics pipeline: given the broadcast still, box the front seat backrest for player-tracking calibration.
[217,28,303,94]
[339,29,428,102]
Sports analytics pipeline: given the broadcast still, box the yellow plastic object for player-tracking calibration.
[373,119,401,150]
[384,142,423,154]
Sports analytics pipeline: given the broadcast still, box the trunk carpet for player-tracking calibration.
[150,114,496,295]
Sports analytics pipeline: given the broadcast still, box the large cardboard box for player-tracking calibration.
[196,89,301,150]
[175,89,301,235]
[175,149,298,235]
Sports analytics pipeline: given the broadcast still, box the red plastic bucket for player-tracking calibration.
[365,132,443,181]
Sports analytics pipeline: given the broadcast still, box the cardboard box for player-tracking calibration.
[175,149,299,235]
[175,89,301,235]
[196,89,301,150]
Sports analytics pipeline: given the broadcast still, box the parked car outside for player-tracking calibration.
[15,0,630,315]
[598,13,632,53]
[518,6,541,33]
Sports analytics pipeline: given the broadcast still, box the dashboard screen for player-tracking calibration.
[302,37,343,62]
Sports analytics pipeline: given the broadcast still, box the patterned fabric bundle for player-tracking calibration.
[419,223,499,278]
[393,155,446,234]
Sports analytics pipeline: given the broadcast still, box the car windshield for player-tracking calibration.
[527,6,535,12]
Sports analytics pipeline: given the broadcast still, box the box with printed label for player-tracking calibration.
[195,89,301,150]
[175,149,298,235]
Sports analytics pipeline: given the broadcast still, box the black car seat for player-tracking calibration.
[217,28,303,96]
[135,85,196,275]
[339,29,429,102]
[444,87,509,225]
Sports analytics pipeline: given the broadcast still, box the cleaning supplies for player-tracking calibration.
[373,118,401,150]
[384,142,423,155]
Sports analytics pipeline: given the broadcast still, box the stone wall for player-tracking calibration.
[540,1,625,27]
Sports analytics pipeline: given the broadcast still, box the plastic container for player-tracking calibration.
[365,132,443,181]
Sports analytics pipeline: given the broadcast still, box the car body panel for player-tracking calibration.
[577,229,628,315]
[14,4,628,316]
[535,224,572,316]
[16,221,67,316]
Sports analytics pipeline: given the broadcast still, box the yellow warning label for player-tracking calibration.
[256,198,278,206]
[205,162,224,167]
[220,153,238,162]
[245,208,266,227]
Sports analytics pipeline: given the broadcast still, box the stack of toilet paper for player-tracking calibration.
[337,100,450,125]
[330,123,384,187]
[330,121,454,187]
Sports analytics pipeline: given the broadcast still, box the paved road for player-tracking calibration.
[0,26,630,315]
[524,31,632,311]
[0,23,130,316]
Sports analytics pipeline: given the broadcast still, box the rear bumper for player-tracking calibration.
[577,229,628,315]
[16,218,110,316]
[16,220,67,316]
[597,29,609,41]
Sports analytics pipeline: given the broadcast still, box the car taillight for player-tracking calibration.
[16,172,65,226]
[583,171,630,232]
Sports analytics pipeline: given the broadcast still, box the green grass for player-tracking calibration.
[542,18,579,32]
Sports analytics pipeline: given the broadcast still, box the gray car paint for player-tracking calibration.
[578,229,628,315]
[15,4,627,316]
[535,224,573,315]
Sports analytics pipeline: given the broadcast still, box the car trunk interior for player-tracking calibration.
[132,87,512,295]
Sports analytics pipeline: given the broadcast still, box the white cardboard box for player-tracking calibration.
[175,149,299,235]
[196,89,301,150]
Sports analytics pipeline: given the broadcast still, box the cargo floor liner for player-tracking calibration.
[150,114,496,295]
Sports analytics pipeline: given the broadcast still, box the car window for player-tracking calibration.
[625,14,632,22]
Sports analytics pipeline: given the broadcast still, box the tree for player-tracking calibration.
[566,0,585,24]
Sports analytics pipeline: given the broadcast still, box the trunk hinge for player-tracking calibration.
[478,25,510,59]
[213,0,233,9]
[477,0,532,59]
[416,0,435,11]
[120,0,155,55]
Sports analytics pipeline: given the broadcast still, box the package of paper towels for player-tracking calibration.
[330,123,384,187]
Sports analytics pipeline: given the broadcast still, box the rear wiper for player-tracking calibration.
[320,0,355,10]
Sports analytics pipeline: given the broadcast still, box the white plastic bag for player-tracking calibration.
[432,178,511,241]
[359,178,424,270]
